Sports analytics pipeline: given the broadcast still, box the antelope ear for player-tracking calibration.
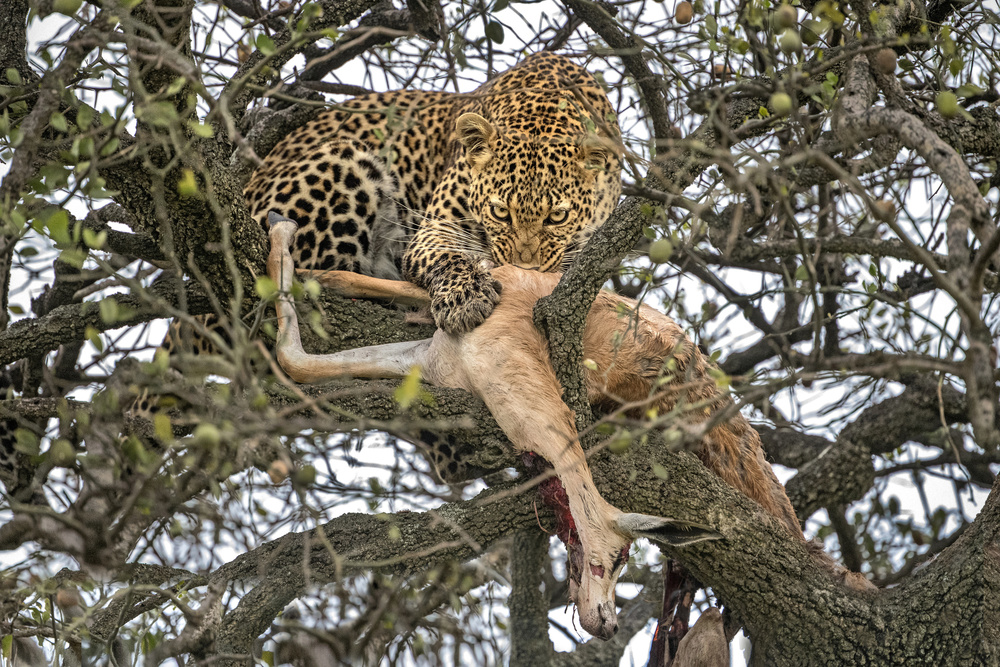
[456,113,496,168]
[615,513,723,547]
[579,134,619,171]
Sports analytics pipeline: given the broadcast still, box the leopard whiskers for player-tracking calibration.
[559,240,588,272]
[380,233,490,257]
[382,210,491,257]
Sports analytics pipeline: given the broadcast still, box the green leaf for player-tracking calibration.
[154,413,174,442]
[394,365,422,408]
[99,137,120,157]
[255,276,278,300]
[85,326,103,353]
[84,175,111,198]
[608,431,631,454]
[40,164,70,190]
[794,264,810,281]
[956,84,985,98]
[37,209,71,245]
[74,136,94,158]
[99,298,121,324]
[83,228,106,249]
[652,463,669,480]
[137,101,179,128]
[5,68,21,86]
[307,309,329,339]
[59,247,87,268]
[14,428,39,456]
[485,20,505,44]
[301,2,324,21]
[707,366,730,388]
[165,76,187,97]
[76,105,93,130]
[256,33,276,56]
[188,121,214,138]
[177,168,199,197]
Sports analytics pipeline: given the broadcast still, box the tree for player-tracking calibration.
[0,0,998,664]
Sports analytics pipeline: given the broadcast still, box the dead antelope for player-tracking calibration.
[266,213,802,640]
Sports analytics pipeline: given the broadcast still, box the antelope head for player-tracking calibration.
[567,511,721,640]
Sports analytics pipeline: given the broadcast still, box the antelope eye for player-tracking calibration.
[490,204,510,221]
[545,209,569,225]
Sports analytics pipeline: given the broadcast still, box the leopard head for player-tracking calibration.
[456,110,621,272]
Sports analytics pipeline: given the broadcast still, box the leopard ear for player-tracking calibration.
[579,134,619,172]
[456,113,496,168]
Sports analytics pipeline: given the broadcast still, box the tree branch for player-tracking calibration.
[509,530,556,665]
[204,431,1000,664]
[0,279,212,367]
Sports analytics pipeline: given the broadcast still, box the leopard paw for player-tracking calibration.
[430,263,503,333]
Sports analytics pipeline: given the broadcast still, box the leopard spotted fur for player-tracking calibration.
[243,52,622,333]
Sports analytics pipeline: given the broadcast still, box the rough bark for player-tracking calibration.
[509,530,557,666]
[193,425,1000,664]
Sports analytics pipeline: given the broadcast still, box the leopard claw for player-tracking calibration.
[431,271,503,334]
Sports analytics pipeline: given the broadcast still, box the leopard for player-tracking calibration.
[133,52,623,464]
[242,51,623,334]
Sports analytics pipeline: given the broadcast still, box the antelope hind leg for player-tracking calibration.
[296,268,430,307]
[266,213,433,383]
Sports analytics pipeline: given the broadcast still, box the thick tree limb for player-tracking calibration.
[211,482,544,661]
[509,530,557,665]
[0,279,212,367]
[0,0,33,86]
[203,433,1000,664]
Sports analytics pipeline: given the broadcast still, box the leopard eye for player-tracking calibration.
[545,208,569,225]
[490,204,510,221]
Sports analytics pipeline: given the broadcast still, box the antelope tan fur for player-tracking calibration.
[267,214,805,640]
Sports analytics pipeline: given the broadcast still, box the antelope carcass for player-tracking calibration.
[266,213,802,640]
